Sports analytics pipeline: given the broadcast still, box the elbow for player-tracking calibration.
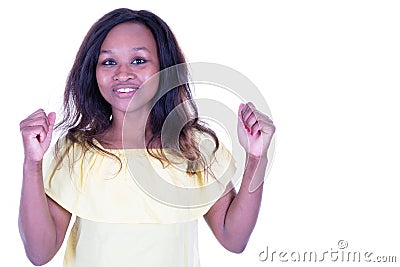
[23,244,55,266]
[227,243,247,254]
[27,254,52,266]
[217,230,250,254]
[19,226,57,266]
[221,239,248,254]
[31,260,47,266]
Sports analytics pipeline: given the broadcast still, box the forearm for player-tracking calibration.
[18,160,57,265]
[222,156,268,252]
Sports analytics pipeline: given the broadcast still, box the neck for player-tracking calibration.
[101,109,151,149]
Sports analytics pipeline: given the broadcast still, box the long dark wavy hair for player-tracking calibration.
[56,8,219,180]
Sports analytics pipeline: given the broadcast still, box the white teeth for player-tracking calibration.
[117,88,135,93]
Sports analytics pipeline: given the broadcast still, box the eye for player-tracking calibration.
[131,57,147,65]
[101,59,117,66]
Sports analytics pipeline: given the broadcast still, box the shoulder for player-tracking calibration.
[44,136,117,177]
[192,130,232,161]
[51,135,113,160]
[192,130,236,185]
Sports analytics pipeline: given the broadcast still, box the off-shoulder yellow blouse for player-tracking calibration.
[43,135,236,267]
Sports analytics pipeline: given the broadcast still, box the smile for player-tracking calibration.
[113,87,139,98]
[116,88,136,93]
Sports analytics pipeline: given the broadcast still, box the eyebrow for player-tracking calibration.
[100,47,150,54]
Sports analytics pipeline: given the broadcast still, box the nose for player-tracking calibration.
[113,64,136,81]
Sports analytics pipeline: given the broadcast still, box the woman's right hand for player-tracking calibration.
[20,109,56,163]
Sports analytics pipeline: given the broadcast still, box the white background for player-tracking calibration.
[1,0,399,266]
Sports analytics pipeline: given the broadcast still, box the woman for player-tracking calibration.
[19,8,275,266]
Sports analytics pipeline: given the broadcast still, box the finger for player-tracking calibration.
[243,102,256,116]
[244,111,268,134]
[21,125,48,143]
[246,102,256,110]
[238,103,248,130]
[38,126,48,143]
[243,107,273,128]
[20,117,50,133]
[249,121,264,136]
[255,111,273,124]
[239,103,274,133]
[248,115,274,132]
[238,104,254,133]
[238,103,246,123]
[20,109,53,132]
[20,110,49,128]
[28,109,48,121]
[239,102,252,116]
[46,112,56,140]
[244,110,264,128]
[239,103,255,127]
[250,120,276,136]
[244,104,272,122]
[244,115,257,135]
[29,108,45,116]
[47,112,56,127]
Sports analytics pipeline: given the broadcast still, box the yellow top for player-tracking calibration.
[43,135,236,267]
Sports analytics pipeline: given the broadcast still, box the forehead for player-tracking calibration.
[101,22,157,50]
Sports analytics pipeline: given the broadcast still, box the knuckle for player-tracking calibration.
[247,102,256,109]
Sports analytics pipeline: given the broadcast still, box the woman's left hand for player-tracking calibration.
[237,102,275,159]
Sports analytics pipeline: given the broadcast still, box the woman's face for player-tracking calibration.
[96,22,160,116]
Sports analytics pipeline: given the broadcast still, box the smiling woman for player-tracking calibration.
[96,22,160,145]
[17,7,275,267]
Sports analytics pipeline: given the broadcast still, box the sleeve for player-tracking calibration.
[198,133,237,206]
[42,139,86,214]
[202,135,237,190]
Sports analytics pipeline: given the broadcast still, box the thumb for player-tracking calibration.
[44,112,56,145]
[48,112,56,127]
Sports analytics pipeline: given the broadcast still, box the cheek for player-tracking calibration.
[96,71,109,99]
[141,67,160,88]
[141,69,160,95]
[96,70,108,88]
[95,69,101,84]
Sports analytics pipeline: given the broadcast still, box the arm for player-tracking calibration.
[204,102,275,253]
[18,109,71,265]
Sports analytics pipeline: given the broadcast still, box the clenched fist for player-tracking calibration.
[20,109,56,163]
[237,102,275,159]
